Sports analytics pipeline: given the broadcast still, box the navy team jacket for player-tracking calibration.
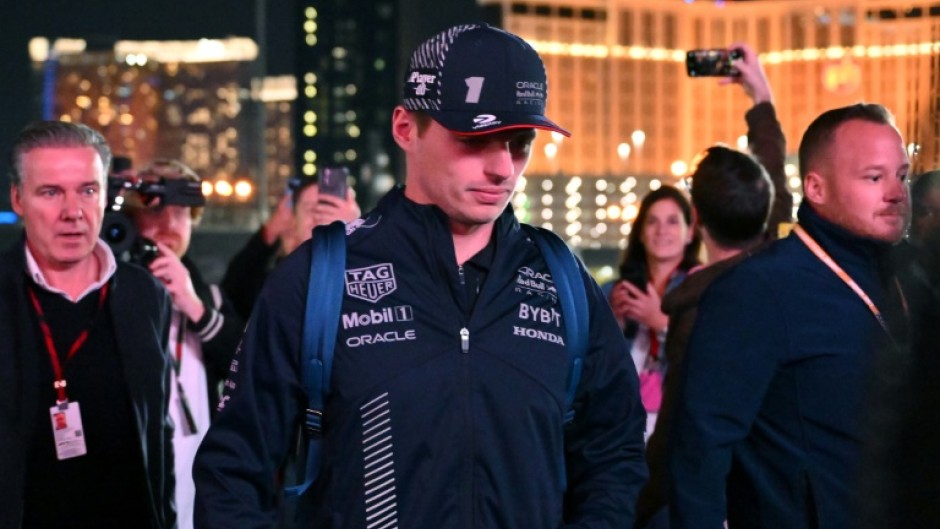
[194,187,647,529]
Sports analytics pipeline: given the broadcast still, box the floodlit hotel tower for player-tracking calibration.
[481,0,940,182]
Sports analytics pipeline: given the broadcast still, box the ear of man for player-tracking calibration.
[391,106,419,151]
[10,185,23,215]
[803,170,828,207]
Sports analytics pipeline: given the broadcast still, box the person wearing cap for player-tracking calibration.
[0,121,175,528]
[194,23,647,529]
[124,159,244,529]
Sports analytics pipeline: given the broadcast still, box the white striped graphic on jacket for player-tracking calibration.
[361,392,398,529]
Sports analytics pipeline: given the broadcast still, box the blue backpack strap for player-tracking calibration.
[284,221,346,497]
[522,225,588,425]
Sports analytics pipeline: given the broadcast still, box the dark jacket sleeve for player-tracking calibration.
[667,267,785,529]
[562,268,648,529]
[193,244,311,529]
[122,265,177,529]
[158,290,177,529]
[221,229,281,320]
[186,257,245,407]
[746,102,792,239]
[634,295,696,527]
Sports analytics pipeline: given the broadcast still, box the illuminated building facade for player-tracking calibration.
[480,0,940,252]
[256,75,299,210]
[29,38,295,229]
[295,1,399,208]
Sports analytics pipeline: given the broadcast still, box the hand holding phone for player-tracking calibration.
[686,48,743,77]
[620,266,648,291]
[319,166,349,199]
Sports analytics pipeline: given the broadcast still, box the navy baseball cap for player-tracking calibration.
[403,23,570,137]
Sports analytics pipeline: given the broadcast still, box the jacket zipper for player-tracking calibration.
[457,264,473,529]
[460,327,469,353]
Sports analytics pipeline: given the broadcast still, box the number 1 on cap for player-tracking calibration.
[465,77,485,103]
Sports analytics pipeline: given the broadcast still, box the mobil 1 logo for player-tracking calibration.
[342,305,414,330]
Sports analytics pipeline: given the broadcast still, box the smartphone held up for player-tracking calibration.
[686,48,743,77]
[319,166,350,199]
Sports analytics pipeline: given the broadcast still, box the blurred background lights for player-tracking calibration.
[670,160,688,177]
[214,180,233,197]
[234,180,253,198]
[631,129,646,147]
[544,143,558,159]
[617,142,631,160]
[623,204,639,221]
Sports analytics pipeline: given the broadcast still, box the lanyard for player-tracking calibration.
[27,284,109,404]
[793,224,897,336]
[172,311,198,434]
[174,311,186,371]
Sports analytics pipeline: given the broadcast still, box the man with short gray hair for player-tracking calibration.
[0,120,175,528]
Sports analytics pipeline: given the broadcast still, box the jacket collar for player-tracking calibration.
[796,201,896,305]
[373,186,519,257]
[797,201,892,268]
[25,239,118,302]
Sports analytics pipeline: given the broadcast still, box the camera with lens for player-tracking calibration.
[100,157,206,266]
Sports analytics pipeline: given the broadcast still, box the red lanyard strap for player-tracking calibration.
[793,224,891,335]
[27,284,109,403]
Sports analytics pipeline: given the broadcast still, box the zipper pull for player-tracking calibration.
[460,327,470,353]
[458,265,466,286]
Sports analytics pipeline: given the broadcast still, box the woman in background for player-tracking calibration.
[605,186,700,440]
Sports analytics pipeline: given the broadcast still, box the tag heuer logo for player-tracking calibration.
[345,263,397,303]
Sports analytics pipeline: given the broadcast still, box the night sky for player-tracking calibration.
[0,0,253,204]
[0,0,482,208]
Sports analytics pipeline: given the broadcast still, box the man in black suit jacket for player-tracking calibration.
[0,121,175,528]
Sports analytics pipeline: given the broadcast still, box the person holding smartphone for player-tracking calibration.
[631,42,792,529]
[717,42,793,238]
[221,174,360,320]
[287,169,358,255]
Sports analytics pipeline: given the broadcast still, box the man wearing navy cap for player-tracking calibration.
[194,24,647,529]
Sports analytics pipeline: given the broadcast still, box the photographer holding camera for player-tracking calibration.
[125,159,243,529]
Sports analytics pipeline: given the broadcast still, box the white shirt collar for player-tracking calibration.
[25,239,118,302]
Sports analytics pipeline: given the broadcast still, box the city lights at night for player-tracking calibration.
[1,0,938,252]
